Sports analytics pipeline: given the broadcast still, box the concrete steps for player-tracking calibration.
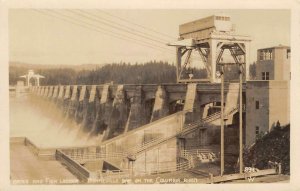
[197,152,218,163]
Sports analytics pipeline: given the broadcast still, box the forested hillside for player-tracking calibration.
[9,61,177,85]
[9,61,257,85]
[244,124,290,174]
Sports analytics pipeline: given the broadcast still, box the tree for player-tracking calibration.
[9,61,178,85]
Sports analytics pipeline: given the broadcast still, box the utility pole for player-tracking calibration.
[220,65,224,176]
[239,64,243,173]
[216,43,246,177]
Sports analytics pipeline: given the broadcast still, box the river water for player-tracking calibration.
[10,92,102,148]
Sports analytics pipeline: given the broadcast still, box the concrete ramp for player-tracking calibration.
[102,111,184,155]
[83,160,104,172]
[98,112,185,175]
[10,143,78,183]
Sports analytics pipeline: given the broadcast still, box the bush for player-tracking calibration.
[244,124,290,174]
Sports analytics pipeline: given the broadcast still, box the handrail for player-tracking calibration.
[180,107,238,136]
[65,151,127,161]
[127,109,236,154]
[100,110,186,146]
[180,149,220,158]
[56,149,91,181]
[99,160,190,178]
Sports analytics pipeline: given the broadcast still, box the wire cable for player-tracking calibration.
[71,9,168,44]
[33,9,175,55]
[49,9,175,53]
[98,10,177,41]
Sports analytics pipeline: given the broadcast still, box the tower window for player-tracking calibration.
[262,72,269,80]
[287,49,291,59]
[259,50,272,60]
[255,101,259,109]
[255,126,260,137]
[266,72,269,80]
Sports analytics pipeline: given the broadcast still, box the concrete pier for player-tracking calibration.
[151,85,169,122]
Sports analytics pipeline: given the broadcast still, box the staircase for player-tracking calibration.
[181,147,220,166]
[180,107,238,136]
[64,150,127,164]
[197,152,218,163]
[139,107,237,155]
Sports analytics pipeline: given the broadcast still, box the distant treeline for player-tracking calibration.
[75,61,178,85]
[9,61,257,85]
[9,61,177,85]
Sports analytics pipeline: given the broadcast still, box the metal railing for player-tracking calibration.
[180,107,238,136]
[124,107,238,156]
[62,150,127,162]
[181,148,219,158]
[98,160,191,179]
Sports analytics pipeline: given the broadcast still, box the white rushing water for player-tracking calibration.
[10,93,102,148]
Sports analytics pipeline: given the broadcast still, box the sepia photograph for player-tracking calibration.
[1,1,299,190]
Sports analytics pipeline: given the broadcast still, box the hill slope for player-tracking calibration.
[244,125,290,174]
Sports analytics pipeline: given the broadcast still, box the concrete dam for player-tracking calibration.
[18,82,243,180]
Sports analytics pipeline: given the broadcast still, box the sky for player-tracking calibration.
[9,9,290,66]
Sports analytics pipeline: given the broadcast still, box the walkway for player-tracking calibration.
[10,143,78,184]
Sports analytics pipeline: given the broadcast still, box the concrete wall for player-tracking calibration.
[269,81,290,128]
[246,81,290,146]
[256,60,274,80]
[56,150,94,182]
[97,112,184,173]
[103,112,184,154]
[133,138,177,174]
[10,137,57,160]
[274,48,290,81]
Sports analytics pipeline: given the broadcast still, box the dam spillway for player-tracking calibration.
[30,83,244,142]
